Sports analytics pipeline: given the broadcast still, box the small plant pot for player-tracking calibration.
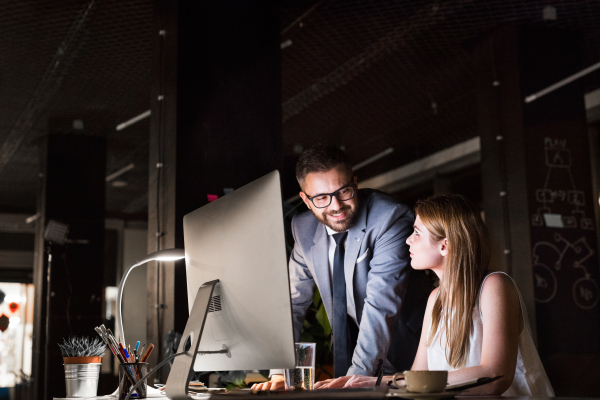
[63,357,102,397]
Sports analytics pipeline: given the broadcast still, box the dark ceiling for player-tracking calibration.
[1,0,599,218]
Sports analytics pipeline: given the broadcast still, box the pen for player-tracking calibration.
[374,359,384,386]
[123,346,133,362]
[134,341,140,355]
[118,343,129,362]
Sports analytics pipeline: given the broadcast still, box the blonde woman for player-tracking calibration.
[317,195,554,396]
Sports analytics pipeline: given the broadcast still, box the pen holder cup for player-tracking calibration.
[118,362,148,400]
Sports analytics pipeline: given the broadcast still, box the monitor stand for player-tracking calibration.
[165,279,231,399]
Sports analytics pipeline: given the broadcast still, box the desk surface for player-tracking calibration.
[55,391,599,400]
[213,389,598,400]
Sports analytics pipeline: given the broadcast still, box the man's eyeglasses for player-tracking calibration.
[305,185,355,209]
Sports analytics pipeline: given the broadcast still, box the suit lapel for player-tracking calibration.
[344,202,367,314]
[311,223,333,319]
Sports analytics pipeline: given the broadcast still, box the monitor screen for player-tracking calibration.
[182,170,295,372]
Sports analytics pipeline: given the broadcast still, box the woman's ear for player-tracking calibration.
[439,238,448,257]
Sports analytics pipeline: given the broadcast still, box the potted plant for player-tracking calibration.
[59,336,107,398]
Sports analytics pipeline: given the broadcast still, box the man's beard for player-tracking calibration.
[314,202,360,233]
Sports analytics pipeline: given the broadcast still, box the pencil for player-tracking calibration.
[140,343,154,362]
[137,344,145,362]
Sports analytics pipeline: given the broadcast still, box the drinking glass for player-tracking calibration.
[284,342,316,390]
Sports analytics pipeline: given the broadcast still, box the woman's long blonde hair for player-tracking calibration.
[414,194,491,368]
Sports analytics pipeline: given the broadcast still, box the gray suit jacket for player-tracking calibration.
[289,189,432,376]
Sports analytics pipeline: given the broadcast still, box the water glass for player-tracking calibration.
[284,342,316,390]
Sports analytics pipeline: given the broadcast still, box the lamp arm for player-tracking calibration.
[117,259,147,344]
[116,248,185,344]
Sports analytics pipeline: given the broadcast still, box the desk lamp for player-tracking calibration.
[117,248,185,344]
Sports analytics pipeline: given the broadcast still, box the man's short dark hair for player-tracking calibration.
[296,144,353,188]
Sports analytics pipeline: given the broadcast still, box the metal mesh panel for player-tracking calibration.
[0,0,153,214]
[281,0,600,181]
[0,0,599,215]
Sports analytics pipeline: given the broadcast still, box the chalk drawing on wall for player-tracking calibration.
[532,262,557,303]
[573,277,599,310]
[532,233,598,309]
[531,137,593,230]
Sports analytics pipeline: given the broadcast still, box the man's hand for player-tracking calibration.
[342,375,384,388]
[314,379,334,389]
[251,375,284,391]
[315,375,352,389]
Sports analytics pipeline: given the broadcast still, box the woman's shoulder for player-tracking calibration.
[480,272,520,304]
[425,287,440,310]
[429,286,440,300]
[480,272,523,330]
[481,272,517,295]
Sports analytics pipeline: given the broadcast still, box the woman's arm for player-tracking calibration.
[341,275,522,393]
[445,273,523,395]
[411,287,437,370]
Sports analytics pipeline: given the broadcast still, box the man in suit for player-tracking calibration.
[253,145,431,390]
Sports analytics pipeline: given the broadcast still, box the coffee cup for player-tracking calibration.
[392,370,448,393]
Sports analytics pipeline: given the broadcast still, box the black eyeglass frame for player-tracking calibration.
[304,184,356,209]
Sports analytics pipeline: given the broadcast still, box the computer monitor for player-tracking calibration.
[165,171,295,397]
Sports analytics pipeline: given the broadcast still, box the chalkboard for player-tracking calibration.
[526,128,600,357]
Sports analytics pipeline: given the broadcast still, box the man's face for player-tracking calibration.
[299,166,359,233]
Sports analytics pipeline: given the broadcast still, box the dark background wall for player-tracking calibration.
[32,131,106,400]
[145,0,282,381]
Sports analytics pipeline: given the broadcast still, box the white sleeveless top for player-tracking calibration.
[427,272,554,396]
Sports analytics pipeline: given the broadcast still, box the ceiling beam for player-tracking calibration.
[0,213,36,233]
[358,136,480,193]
